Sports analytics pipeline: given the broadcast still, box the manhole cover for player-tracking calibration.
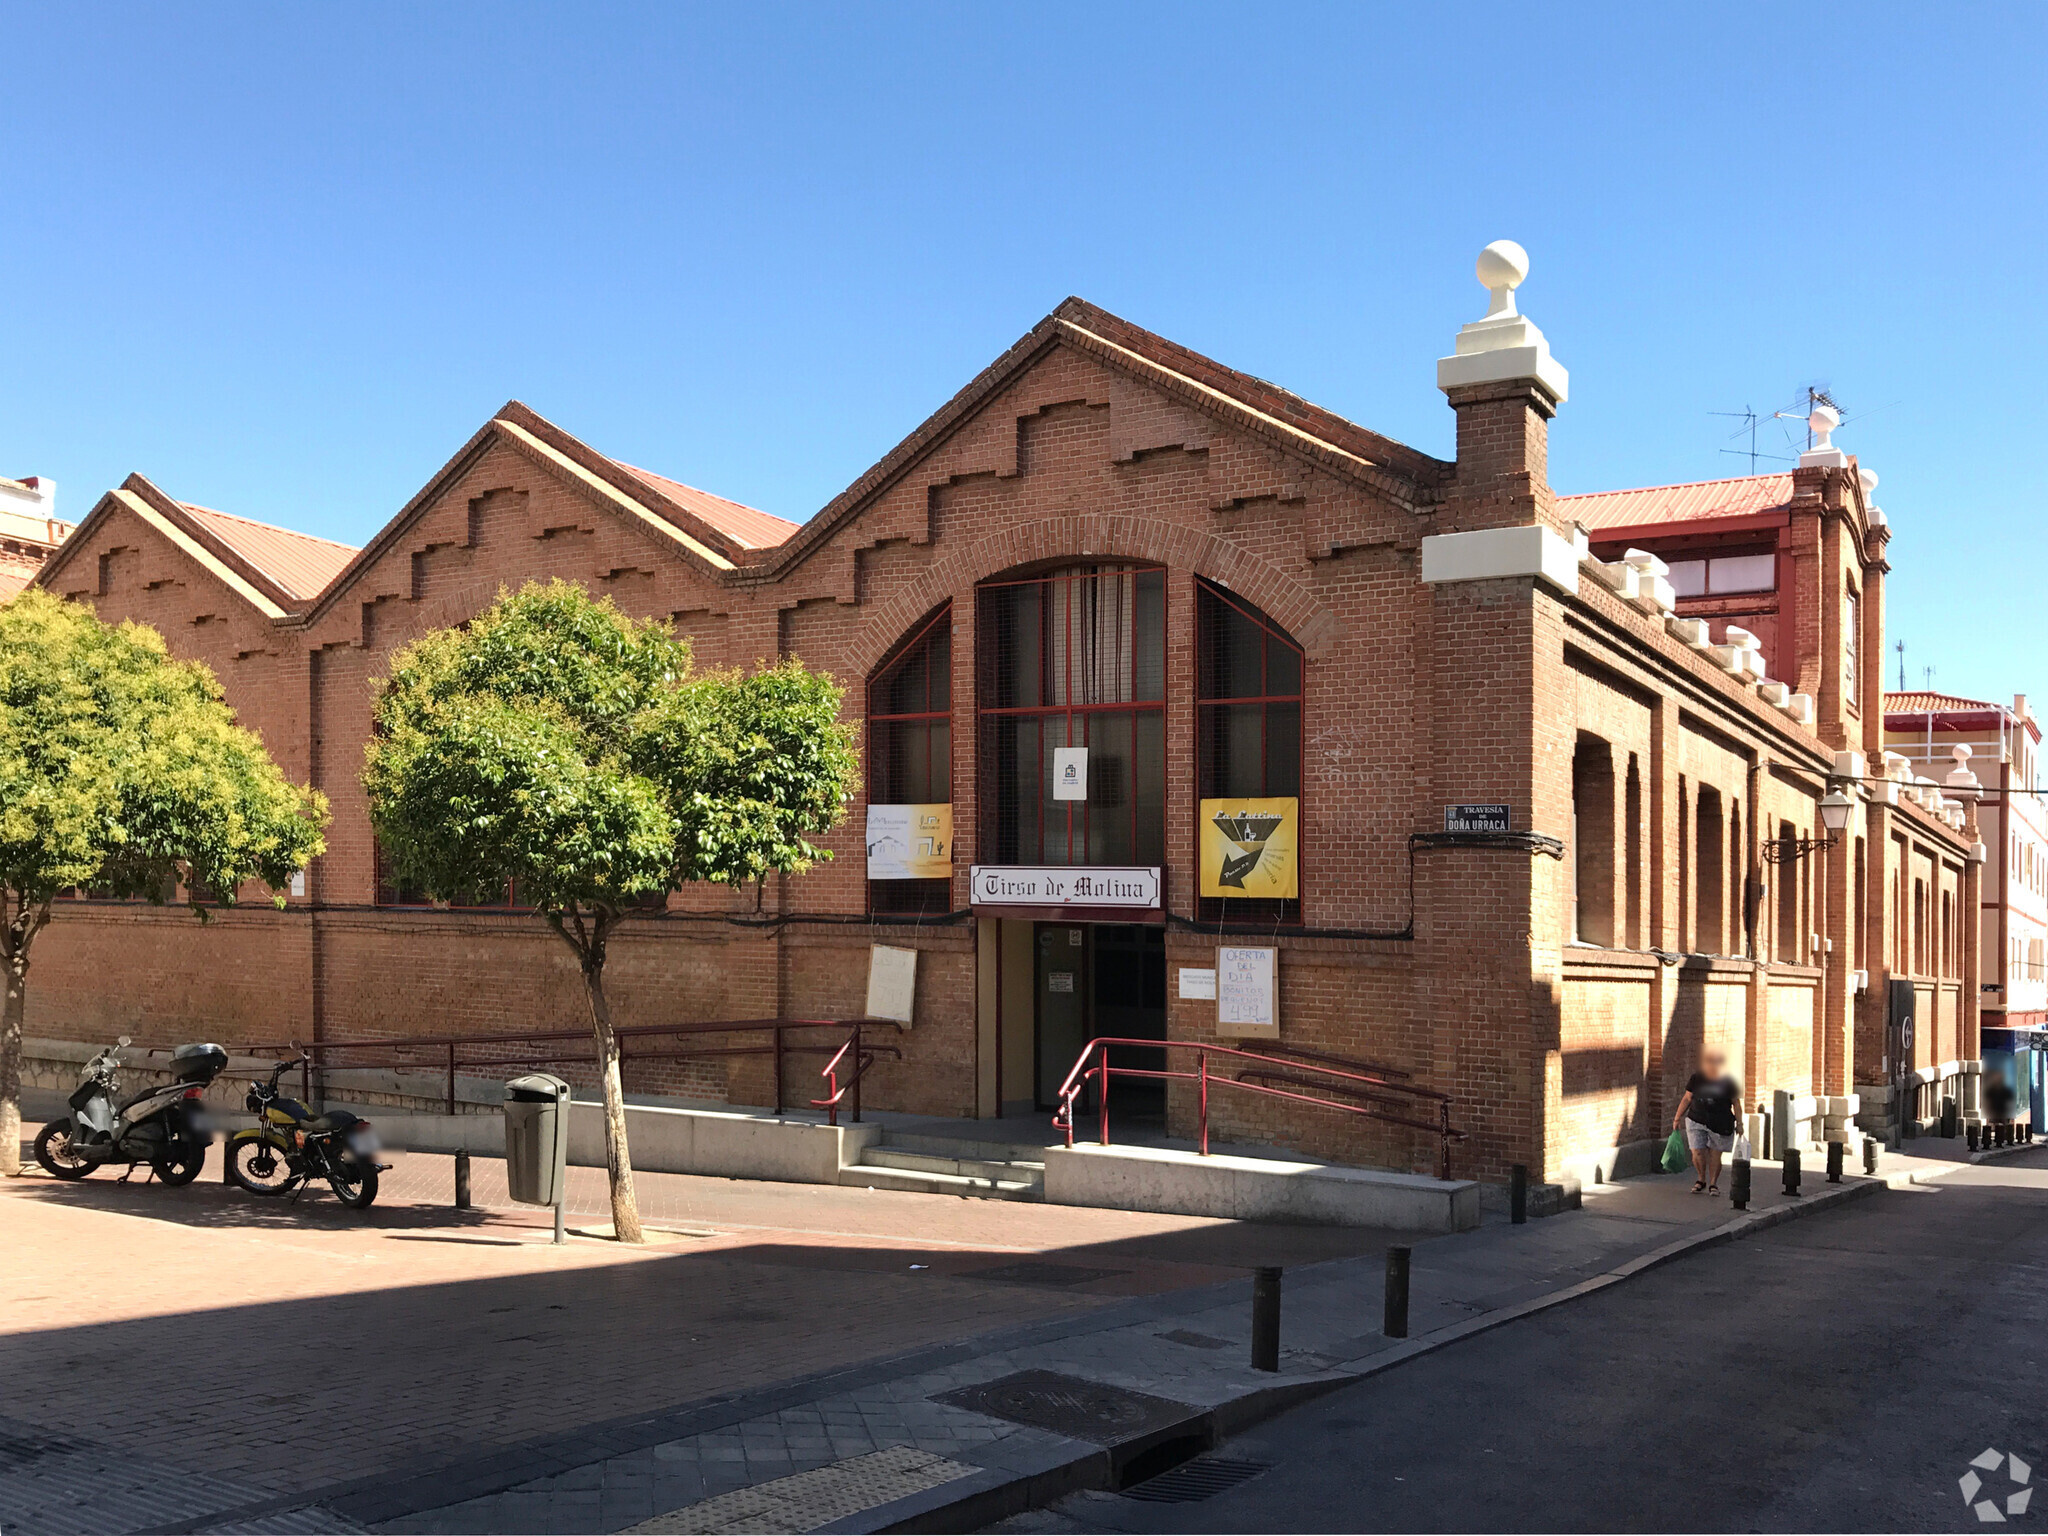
[965,1261,1127,1287]
[933,1370,1195,1443]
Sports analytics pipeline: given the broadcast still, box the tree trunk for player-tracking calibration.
[0,941,28,1178]
[581,964,644,1244]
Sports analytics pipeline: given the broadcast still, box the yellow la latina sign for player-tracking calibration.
[1199,797,1299,900]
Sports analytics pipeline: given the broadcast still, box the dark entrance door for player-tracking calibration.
[1033,923,1166,1116]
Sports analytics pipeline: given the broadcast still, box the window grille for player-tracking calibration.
[1196,579,1303,923]
[977,566,1165,868]
[867,605,953,915]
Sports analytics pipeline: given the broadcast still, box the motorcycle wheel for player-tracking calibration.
[329,1157,379,1210]
[33,1121,94,1180]
[154,1141,207,1186]
[227,1136,294,1196]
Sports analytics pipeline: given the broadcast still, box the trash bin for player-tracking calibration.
[504,1073,571,1208]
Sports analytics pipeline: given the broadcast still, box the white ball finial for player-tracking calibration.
[1809,401,1840,447]
[1476,240,1529,318]
[1858,467,1878,495]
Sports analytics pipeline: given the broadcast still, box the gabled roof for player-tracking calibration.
[612,463,799,550]
[1886,689,1998,716]
[1561,473,1797,532]
[177,503,358,602]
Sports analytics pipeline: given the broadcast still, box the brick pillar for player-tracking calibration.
[1440,383,1559,533]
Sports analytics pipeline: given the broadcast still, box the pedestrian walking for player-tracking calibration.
[1673,1048,1742,1196]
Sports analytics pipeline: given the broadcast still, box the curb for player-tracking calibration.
[856,1174,1886,1532]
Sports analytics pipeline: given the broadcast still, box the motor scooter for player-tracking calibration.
[34,1037,226,1184]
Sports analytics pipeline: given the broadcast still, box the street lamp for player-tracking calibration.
[1764,789,1856,865]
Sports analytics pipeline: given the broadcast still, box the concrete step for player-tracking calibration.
[861,1146,1046,1185]
[875,1130,1056,1165]
[838,1163,1042,1200]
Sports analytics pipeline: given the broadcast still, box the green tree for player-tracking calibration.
[363,581,858,1243]
[0,589,329,1175]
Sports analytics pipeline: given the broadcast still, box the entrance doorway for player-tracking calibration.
[1031,923,1166,1117]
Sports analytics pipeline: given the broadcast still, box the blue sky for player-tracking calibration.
[4,5,2040,702]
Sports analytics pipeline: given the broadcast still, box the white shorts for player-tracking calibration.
[1685,1121,1734,1154]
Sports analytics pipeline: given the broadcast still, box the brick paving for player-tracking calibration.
[0,1139,1386,1532]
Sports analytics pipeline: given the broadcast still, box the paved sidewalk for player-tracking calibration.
[2,1132,1995,1536]
[325,1155,1915,1533]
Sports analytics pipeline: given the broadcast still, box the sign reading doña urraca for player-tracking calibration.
[1443,803,1512,834]
[969,866,1161,910]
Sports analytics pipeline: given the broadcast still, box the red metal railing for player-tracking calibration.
[232,1019,901,1122]
[1051,1037,1466,1180]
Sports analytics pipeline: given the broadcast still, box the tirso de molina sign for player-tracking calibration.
[969,866,1161,912]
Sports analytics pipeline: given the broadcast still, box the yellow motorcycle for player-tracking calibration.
[225,1052,386,1210]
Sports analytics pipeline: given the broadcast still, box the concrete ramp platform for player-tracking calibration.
[1043,1142,1482,1232]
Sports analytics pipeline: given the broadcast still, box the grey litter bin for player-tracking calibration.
[504,1073,572,1209]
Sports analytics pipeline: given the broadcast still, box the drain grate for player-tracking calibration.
[1122,1455,1272,1503]
[965,1261,1127,1287]
[934,1370,1195,1443]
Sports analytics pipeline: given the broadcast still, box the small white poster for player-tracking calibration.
[866,943,918,1025]
[1047,970,1076,993]
[1216,945,1278,1038]
[1052,746,1089,801]
[1178,967,1217,1000]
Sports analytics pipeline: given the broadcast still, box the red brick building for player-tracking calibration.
[27,244,1981,1188]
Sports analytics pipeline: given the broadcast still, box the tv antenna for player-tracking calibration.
[1895,639,1906,691]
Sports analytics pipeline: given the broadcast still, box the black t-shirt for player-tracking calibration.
[1685,1073,1740,1136]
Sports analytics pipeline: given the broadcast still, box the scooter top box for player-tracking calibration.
[170,1042,228,1082]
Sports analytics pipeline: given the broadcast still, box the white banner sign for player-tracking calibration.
[969,865,1160,910]
[1216,945,1278,1038]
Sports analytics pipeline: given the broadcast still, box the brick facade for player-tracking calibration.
[27,293,1980,1185]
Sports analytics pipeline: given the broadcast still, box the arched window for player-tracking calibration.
[867,604,953,916]
[1196,579,1303,922]
[977,565,1166,866]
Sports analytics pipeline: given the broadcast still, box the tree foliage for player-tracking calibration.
[361,580,861,1239]
[0,588,329,1173]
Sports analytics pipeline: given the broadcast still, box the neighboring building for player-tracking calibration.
[28,245,1981,1192]
[0,475,68,598]
[1886,691,2045,1126]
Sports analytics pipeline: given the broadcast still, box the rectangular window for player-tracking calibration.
[868,606,953,917]
[1844,589,1861,698]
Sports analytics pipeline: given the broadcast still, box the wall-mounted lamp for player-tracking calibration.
[1765,789,1855,865]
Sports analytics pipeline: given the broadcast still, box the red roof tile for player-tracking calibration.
[179,503,359,602]
[1558,473,1796,531]
[614,464,800,551]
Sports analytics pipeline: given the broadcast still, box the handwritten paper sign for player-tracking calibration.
[1216,945,1278,1039]
[866,944,918,1025]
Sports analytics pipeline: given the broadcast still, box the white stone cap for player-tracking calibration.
[1799,402,1849,468]
[1883,750,1912,778]
[1437,241,1569,403]
[1833,750,1868,779]
[1723,625,1761,652]
[1622,547,1669,577]
[1946,743,1983,800]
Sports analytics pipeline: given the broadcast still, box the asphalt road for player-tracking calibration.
[1008,1149,2048,1533]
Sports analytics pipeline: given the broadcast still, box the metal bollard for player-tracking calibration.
[1383,1246,1411,1339]
[1782,1146,1802,1197]
[1729,1157,1751,1210]
[455,1148,472,1209]
[1510,1163,1528,1225]
[1968,1123,1980,1152]
[1862,1136,1879,1176]
[1250,1266,1282,1372]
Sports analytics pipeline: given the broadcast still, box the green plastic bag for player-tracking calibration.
[1661,1127,1691,1174]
